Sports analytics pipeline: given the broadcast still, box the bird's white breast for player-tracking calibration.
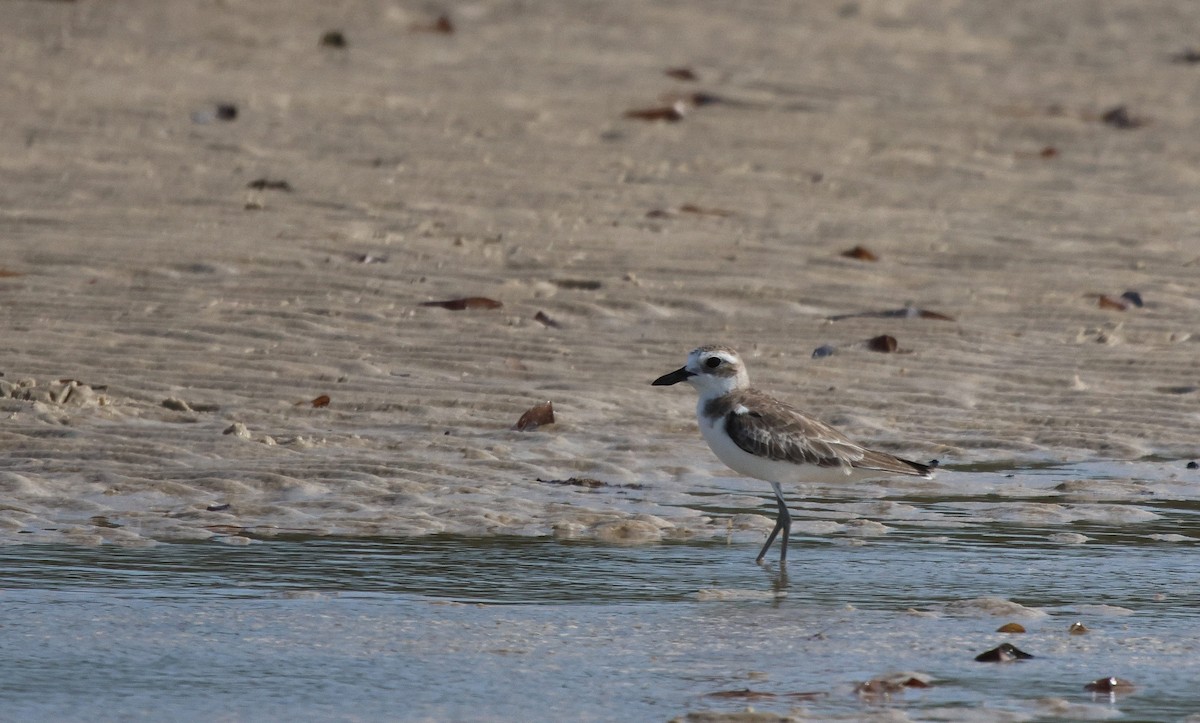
[696,402,857,485]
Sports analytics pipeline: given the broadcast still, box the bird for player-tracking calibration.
[652,344,933,565]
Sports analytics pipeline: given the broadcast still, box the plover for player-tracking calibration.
[652,344,933,565]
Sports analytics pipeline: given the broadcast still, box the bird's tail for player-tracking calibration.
[856,450,936,478]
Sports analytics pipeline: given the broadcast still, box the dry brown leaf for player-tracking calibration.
[311,394,331,408]
[514,401,554,431]
[842,245,879,261]
[0,268,25,278]
[996,622,1026,633]
[624,103,686,122]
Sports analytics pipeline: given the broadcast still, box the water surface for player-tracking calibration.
[4,461,1200,721]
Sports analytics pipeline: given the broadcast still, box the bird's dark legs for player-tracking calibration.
[755,481,792,565]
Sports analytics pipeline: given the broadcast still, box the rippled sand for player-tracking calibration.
[3,2,1200,545]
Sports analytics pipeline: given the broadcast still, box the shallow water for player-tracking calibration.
[4,461,1200,722]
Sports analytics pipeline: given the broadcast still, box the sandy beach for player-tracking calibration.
[3,0,1199,545]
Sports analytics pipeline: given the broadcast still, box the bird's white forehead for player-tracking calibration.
[687,345,742,373]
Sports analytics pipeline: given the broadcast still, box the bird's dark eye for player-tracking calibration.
[705,357,722,369]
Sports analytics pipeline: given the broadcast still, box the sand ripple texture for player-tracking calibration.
[2,1,1200,544]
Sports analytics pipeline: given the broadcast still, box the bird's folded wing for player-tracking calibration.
[722,394,863,471]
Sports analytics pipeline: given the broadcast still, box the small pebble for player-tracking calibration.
[223,422,251,439]
[320,30,347,48]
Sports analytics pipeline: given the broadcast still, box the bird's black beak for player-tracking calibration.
[652,367,694,386]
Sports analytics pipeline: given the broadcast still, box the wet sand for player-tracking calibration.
[2,1,1200,545]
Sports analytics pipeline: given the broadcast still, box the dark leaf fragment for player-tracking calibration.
[247,178,293,192]
[683,92,723,107]
[533,310,561,328]
[206,503,232,512]
[679,203,734,217]
[320,30,347,48]
[420,297,503,310]
[1171,48,1200,63]
[310,394,331,408]
[827,306,954,321]
[975,643,1033,662]
[1100,105,1143,129]
[537,477,644,490]
[856,675,932,698]
[1158,385,1197,395]
[552,279,602,290]
[215,103,238,121]
[706,688,775,700]
[665,67,698,81]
